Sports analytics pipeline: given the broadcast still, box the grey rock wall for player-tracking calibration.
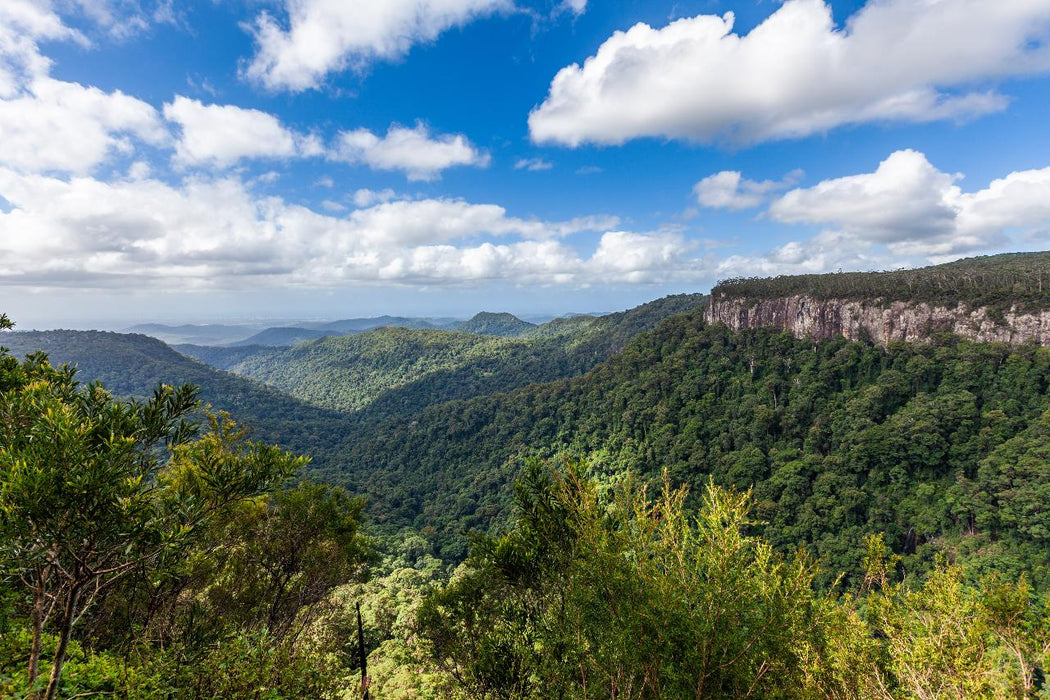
[705,294,1050,346]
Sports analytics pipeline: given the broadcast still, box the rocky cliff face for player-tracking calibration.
[705,294,1050,346]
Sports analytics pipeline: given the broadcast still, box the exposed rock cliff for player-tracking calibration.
[705,293,1050,346]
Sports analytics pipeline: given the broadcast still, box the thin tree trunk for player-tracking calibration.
[28,584,44,689]
[357,602,369,700]
[43,584,81,700]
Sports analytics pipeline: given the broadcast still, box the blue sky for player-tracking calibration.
[2,0,1049,328]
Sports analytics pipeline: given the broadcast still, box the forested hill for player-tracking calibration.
[173,343,280,370]
[712,251,1050,309]
[194,294,707,417]
[0,294,706,468]
[230,326,342,346]
[454,311,536,336]
[0,330,352,461]
[334,311,1050,588]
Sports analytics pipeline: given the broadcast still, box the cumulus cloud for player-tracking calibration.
[589,231,698,283]
[694,170,801,210]
[769,151,962,244]
[342,199,617,247]
[352,188,397,207]
[163,96,322,168]
[706,151,1050,279]
[0,78,168,174]
[713,230,881,280]
[332,123,489,181]
[243,0,508,92]
[0,168,664,289]
[731,150,1050,273]
[0,0,83,96]
[529,0,1050,146]
[515,157,553,172]
[0,1,169,174]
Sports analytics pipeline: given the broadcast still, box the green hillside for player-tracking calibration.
[224,295,705,416]
[1,330,352,463]
[714,251,1050,312]
[174,343,279,370]
[334,312,1050,587]
[230,327,517,412]
[454,311,536,336]
[231,326,343,346]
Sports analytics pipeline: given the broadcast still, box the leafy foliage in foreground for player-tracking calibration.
[0,320,369,698]
[418,463,1050,699]
[420,462,823,697]
[712,251,1050,313]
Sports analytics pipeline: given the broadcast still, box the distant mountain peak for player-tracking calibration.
[456,312,537,337]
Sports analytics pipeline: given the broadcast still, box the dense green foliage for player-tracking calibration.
[714,251,1050,312]
[337,313,1050,582]
[6,281,1050,697]
[226,295,706,418]
[0,320,371,698]
[420,462,825,697]
[417,463,1050,699]
[174,343,280,370]
[454,312,536,337]
[231,327,520,412]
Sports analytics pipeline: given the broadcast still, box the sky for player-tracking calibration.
[1,0,1050,328]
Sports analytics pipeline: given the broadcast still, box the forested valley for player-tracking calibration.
[3,254,1050,698]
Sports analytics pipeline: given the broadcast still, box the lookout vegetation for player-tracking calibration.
[2,292,1050,698]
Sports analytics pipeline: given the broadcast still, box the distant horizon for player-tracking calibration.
[2,302,624,333]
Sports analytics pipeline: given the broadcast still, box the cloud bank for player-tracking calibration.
[0,168,702,291]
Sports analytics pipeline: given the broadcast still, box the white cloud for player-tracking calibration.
[589,231,698,283]
[352,188,397,207]
[0,1,169,174]
[163,96,321,169]
[758,149,1050,263]
[0,77,168,174]
[529,0,1050,146]
[343,198,615,247]
[332,123,489,181]
[243,0,508,92]
[694,170,800,210]
[770,151,961,244]
[515,157,554,172]
[714,231,881,279]
[0,169,655,289]
[559,0,587,17]
[71,0,148,38]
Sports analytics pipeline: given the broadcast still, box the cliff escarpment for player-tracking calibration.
[706,252,1050,345]
[705,294,1050,345]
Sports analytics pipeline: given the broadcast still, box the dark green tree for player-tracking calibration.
[0,316,303,699]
